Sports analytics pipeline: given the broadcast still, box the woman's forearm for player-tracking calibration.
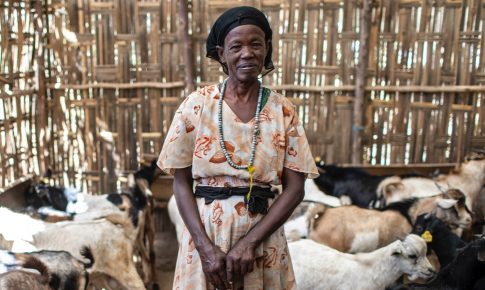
[173,167,212,249]
[242,168,305,247]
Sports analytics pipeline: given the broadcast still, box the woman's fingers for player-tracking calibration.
[226,259,233,284]
[247,261,254,273]
[227,257,254,278]
[212,273,226,290]
[220,268,230,290]
[199,244,231,289]
[207,267,228,290]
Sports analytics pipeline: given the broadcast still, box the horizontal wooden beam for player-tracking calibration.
[46,83,485,94]
[47,82,184,90]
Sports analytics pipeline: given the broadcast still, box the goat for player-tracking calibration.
[72,160,159,289]
[314,163,422,208]
[0,207,145,290]
[308,190,472,253]
[168,195,184,243]
[1,247,94,290]
[289,234,435,290]
[379,152,485,211]
[0,206,46,252]
[284,214,309,242]
[25,247,94,290]
[412,213,466,269]
[390,235,485,290]
[313,164,386,207]
[0,255,51,290]
[25,172,68,212]
[31,217,145,290]
[308,200,415,253]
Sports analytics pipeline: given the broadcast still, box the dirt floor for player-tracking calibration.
[153,206,178,290]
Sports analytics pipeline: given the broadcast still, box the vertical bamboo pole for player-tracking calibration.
[178,0,195,94]
[352,0,372,164]
[34,0,47,174]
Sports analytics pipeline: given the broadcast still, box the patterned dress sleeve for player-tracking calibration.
[282,102,319,179]
[157,93,202,175]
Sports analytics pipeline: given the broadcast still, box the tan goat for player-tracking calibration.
[308,189,472,252]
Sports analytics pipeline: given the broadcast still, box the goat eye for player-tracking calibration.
[408,254,417,259]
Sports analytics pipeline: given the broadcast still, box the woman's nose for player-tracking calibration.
[240,46,254,57]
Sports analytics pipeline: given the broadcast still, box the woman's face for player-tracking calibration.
[217,25,268,83]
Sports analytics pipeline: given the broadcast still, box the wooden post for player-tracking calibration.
[34,0,47,174]
[352,0,372,164]
[178,0,195,94]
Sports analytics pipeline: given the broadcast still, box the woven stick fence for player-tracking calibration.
[1,0,484,193]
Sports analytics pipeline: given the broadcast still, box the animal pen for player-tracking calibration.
[1,0,485,194]
[1,0,485,289]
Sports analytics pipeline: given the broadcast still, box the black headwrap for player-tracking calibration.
[206,6,274,76]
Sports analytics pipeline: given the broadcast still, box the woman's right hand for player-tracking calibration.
[198,243,231,290]
[173,167,230,289]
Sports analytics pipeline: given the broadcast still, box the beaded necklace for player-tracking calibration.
[218,78,263,203]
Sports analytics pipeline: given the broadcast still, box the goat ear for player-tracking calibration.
[391,244,403,256]
[436,198,458,209]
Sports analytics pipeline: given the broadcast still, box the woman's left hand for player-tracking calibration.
[225,239,257,283]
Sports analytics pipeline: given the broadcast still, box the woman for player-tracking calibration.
[158,6,318,290]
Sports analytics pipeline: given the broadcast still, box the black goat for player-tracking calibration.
[412,213,466,268]
[313,164,384,207]
[134,159,161,185]
[314,163,423,208]
[391,235,485,290]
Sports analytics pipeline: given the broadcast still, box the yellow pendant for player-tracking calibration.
[246,165,256,202]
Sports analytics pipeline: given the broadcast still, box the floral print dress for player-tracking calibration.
[158,84,318,290]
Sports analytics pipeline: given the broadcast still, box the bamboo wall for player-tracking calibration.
[1,0,484,193]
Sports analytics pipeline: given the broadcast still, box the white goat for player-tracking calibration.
[378,155,485,210]
[168,195,184,243]
[0,207,145,290]
[302,179,342,207]
[289,234,435,290]
[0,207,45,252]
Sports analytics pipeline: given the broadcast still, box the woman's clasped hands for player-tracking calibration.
[199,239,257,290]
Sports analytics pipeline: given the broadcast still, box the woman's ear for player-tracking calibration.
[217,45,225,63]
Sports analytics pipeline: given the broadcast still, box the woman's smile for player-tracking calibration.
[238,63,258,71]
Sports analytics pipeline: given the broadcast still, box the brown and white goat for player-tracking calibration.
[0,255,51,290]
[308,189,472,253]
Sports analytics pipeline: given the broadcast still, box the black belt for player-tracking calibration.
[194,186,275,214]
